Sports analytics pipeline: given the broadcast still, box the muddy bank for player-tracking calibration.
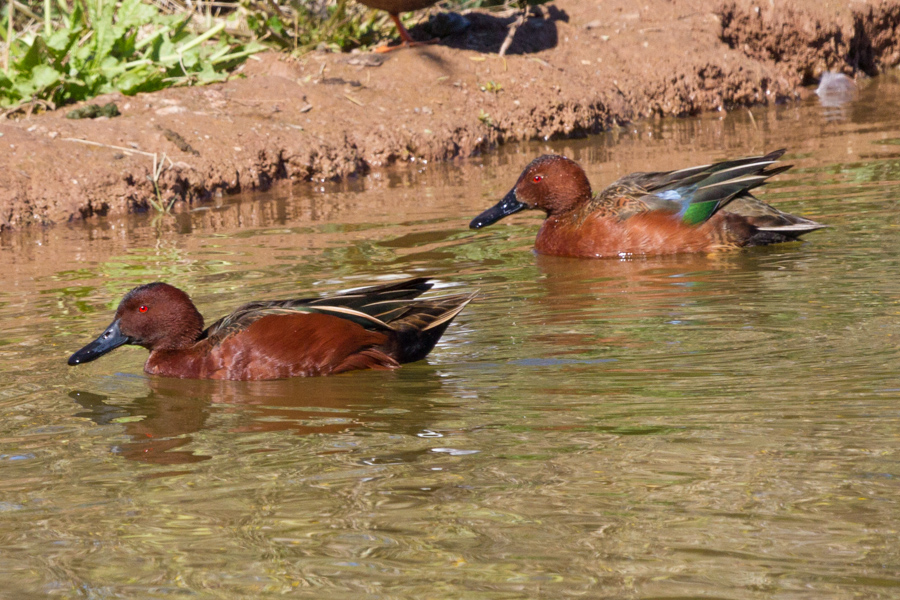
[1,0,899,229]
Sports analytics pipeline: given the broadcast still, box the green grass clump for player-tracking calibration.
[1,0,263,111]
[239,0,394,52]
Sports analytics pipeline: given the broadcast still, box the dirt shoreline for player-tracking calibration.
[1,0,899,230]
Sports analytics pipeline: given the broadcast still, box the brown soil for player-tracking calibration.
[1,0,898,230]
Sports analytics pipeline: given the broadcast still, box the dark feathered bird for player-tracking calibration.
[356,0,438,50]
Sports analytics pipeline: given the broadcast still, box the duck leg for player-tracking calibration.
[374,13,438,53]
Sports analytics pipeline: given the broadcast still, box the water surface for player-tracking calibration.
[2,76,900,599]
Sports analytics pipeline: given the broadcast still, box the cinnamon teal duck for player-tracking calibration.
[68,278,475,380]
[469,149,825,258]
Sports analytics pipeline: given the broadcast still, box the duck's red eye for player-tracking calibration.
[138,305,148,313]
[533,175,543,183]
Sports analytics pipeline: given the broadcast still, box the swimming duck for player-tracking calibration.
[470,149,825,258]
[68,278,475,380]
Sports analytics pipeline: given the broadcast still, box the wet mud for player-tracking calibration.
[1,0,898,229]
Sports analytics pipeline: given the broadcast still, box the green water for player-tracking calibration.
[2,75,900,598]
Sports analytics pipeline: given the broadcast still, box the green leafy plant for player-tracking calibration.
[0,0,554,111]
[0,0,263,110]
[239,0,396,52]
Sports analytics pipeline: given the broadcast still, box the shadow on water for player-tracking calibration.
[70,368,450,467]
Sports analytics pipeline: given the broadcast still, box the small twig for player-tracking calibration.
[344,94,364,106]
[499,5,528,57]
[43,0,51,37]
[5,0,12,76]
[263,0,287,18]
[147,152,176,212]
[65,137,176,212]
[11,0,41,22]
[746,108,758,131]
[61,137,156,157]
[147,154,162,211]
[1,98,54,120]
[323,0,347,30]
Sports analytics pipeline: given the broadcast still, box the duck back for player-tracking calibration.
[146,278,475,380]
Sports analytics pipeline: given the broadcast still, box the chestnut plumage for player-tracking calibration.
[69,278,475,380]
[470,150,825,258]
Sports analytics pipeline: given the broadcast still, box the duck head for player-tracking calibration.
[470,155,593,229]
[68,283,204,366]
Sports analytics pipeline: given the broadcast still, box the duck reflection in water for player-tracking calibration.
[527,250,815,360]
[70,369,450,466]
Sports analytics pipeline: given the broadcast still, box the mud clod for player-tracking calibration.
[159,128,201,156]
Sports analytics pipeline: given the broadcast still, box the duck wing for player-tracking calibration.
[200,278,441,344]
[598,149,794,225]
[721,194,826,244]
[376,292,478,364]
